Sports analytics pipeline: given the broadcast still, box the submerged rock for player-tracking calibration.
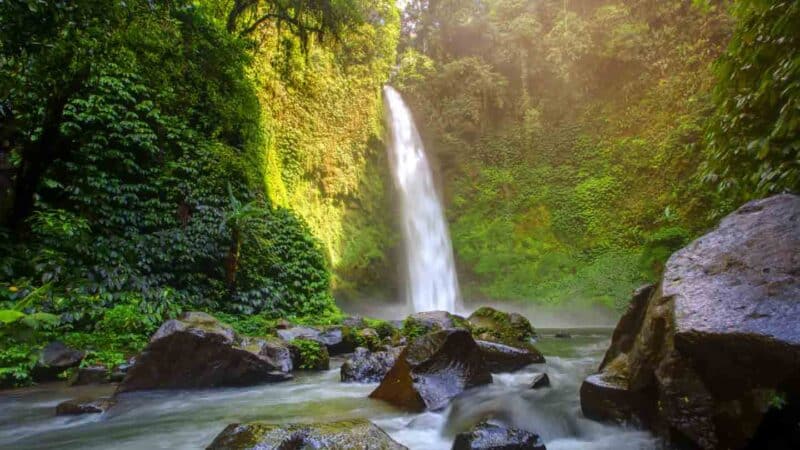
[33,341,84,381]
[467,307,536,347]
[206,419,407,449]
[476,340,544,373]
[530,373,550,390]
[452,421,546,450]
[370,329,492,411]
[580,194,800,449]
[341,347,402,383]
[118,312,291,392]
[56,397,115,415]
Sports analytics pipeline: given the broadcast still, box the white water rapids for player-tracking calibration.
[384,86,460,313]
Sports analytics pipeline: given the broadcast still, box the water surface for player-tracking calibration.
[0,329,657,449]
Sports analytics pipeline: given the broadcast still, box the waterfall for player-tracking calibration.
[383,86,460,313]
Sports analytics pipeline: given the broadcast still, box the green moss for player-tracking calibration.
[363,318,396,340]
[290,338,330,371]
[468,307,535,346]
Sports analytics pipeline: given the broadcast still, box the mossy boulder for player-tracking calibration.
[355,328,382,351]
[467,307,536,347]
[289,338,330,371]
[118,312,291,392]
[206,419,407,449]
[401,311,471,339]
[370,329,492,411]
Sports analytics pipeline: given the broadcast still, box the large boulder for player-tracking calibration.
[580,194,800,449]
[452,421,546,450]
[117,312,291,392]
[32,341,84,381]
[206,419,407,449]
[401,311,470,338]
[467,307,536,347]
[476,340,544,373]
[341,347,402,383]
[369,329,492,411]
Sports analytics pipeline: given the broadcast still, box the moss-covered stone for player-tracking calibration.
[206,419,407,449]
[289,338,330,371]
[467,307,536,346]
[401,311,471,339]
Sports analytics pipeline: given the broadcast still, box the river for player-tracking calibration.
[0,328,657,449]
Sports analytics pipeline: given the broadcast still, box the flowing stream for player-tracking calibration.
[0,329,657,449]
[384,86,460,313]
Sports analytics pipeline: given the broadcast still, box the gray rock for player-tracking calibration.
[33,342,84,381]
[117,312,291,393]
[452,421,546,450]
[206,419,407,449]
[341,347,401,383]
[70,365,108,385]
[530,373,550,390]
[580,194,800,449]
[476,340,544,373]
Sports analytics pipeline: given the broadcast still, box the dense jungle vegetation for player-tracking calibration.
[394,0,799,307]
[0,0,798,387]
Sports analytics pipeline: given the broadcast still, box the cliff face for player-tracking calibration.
[252,1,402,298]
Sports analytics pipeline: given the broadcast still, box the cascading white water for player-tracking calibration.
[383,86,460,313]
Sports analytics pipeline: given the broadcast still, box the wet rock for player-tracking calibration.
[580,194,800,449]
[56,397,115,415]
[402,311,470,338]
[341,347,402,383]
[468,307,536,347]
[356,328,382,351]
[370,329,492,411]
[476,340,544,373]
[206,419,407,449]
[277,325,355,356]
[33,341,85,381]
[70,365,108,385]
[452,421,546,450]
[530,373,550,390]
[241,337,293,373]
[117,312,291,392]
[276,325,321,342]
[288,338,330,371]
[553,332,571,339]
